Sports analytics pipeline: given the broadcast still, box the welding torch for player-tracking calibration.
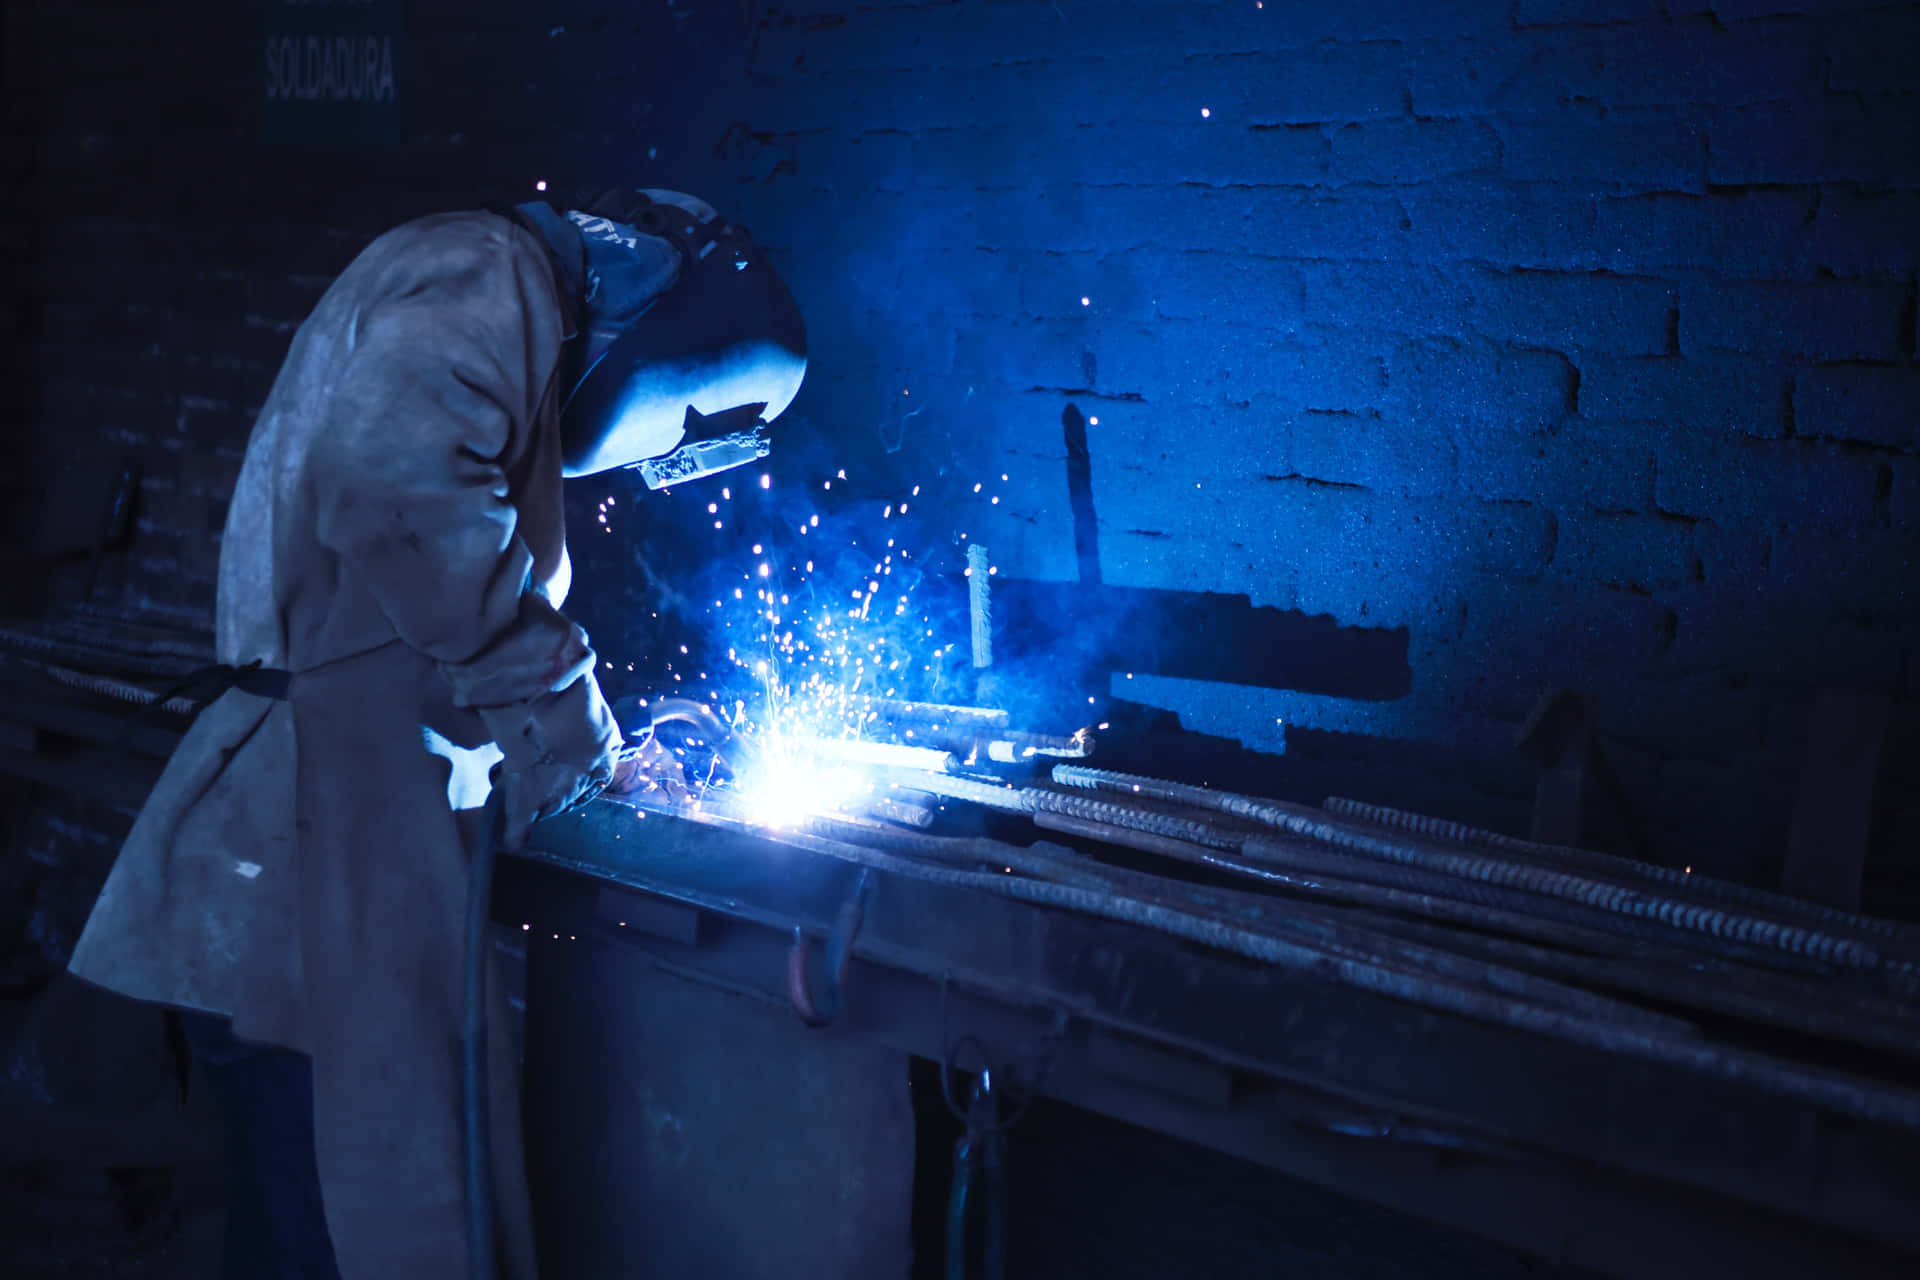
[607,696,742,802]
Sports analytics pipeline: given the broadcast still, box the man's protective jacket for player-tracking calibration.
[68,211,616,1278]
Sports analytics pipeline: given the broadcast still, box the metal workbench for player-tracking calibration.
[506,800,1920,1280]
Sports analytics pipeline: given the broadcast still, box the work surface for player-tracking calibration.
[508,788,1920,1280]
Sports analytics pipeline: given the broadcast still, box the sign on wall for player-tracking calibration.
[260,0,403,146]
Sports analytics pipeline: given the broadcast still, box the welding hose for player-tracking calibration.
[702,812,1920,1132]
[461,793,505,1280]
[1046,767,1896,974]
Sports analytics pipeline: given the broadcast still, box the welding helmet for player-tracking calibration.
[557,188,808,485]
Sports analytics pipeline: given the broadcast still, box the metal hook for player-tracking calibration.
[786,868,875,1027]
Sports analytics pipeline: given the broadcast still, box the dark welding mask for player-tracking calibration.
[557,190,807,484]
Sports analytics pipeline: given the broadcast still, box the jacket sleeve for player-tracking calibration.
[309,227,609,727]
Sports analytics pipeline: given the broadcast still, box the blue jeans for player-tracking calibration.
[179,1012,343,1280]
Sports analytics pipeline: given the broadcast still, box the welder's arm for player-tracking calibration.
[311,271,617,846]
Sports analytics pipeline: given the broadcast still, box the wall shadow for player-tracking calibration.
[990,578,1412,702]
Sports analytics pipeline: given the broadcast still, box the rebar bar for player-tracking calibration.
[1050,765,1887,972]
[33,663,200,715]
[1030,809,1920,1061]
[1028,787,1839,975]
[784,815,1698,1036]
[1324,794,1920,951]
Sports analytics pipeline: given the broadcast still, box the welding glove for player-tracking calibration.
[481,675,619,851]
[442,595,620,852]
[606,731,694,805]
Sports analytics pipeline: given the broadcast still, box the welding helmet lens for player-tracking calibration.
[558,190,807,481]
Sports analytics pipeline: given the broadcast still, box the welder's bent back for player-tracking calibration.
[67,211,619,1280]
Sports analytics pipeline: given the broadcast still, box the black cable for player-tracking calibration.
[462,793,505,1280]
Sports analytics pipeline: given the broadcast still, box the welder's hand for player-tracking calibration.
[482,675,620,852]
[605,733,694,806]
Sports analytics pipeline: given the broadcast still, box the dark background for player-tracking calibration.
[2,0,1916,1273]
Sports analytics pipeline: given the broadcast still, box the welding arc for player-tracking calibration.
[685,807,1920,1133]
[1045,767,1898,975]
[1030,809,1920,1065]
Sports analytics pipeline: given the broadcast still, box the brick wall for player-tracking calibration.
[723,0,1920,891]
[5,0,1919,925]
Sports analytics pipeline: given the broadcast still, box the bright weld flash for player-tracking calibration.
[733,747,866,830]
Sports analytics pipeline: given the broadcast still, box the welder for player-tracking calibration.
[65,187,806,1278]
